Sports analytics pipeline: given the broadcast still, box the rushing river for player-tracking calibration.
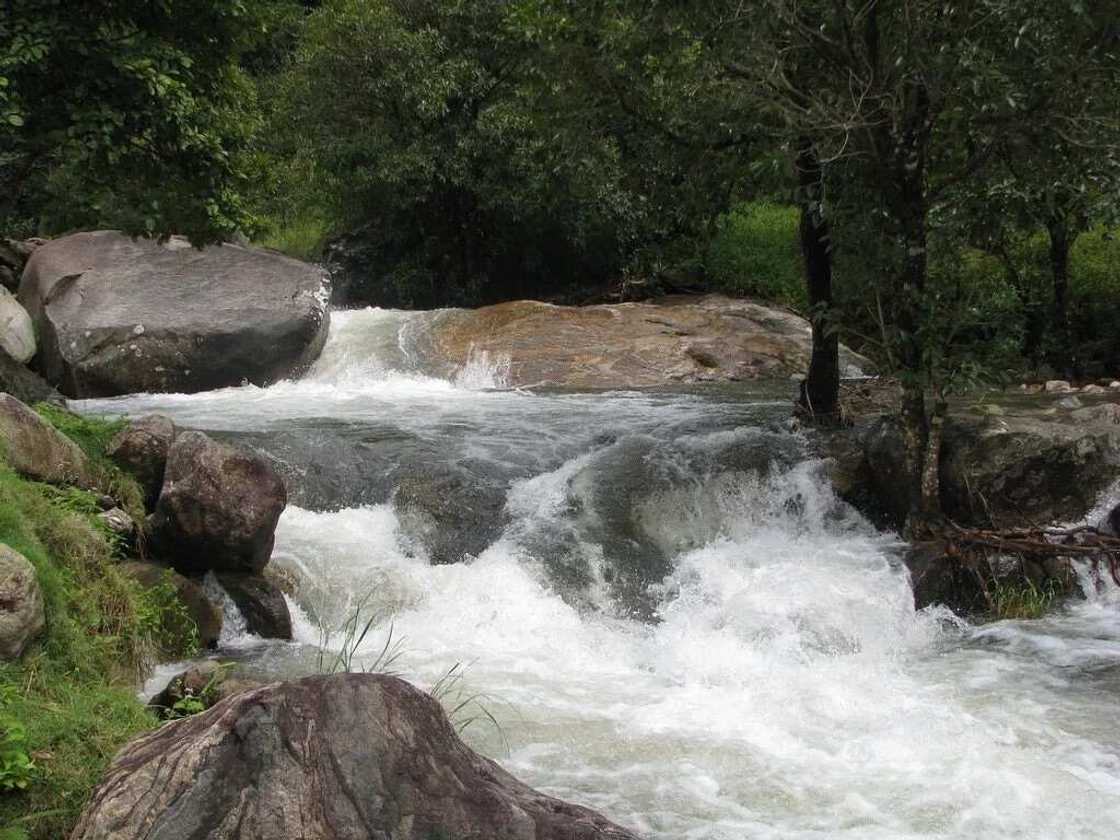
[78,308,1120,840]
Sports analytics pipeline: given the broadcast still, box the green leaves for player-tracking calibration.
[0,0,280,242]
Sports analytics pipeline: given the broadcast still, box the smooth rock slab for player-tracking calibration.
[427,295,870,388]
[71,673,642,840]
[0,543,45,660]
[18,231,330,397]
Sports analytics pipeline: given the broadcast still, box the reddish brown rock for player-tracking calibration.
[426,295,870,389]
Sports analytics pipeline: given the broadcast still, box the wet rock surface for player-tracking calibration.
[829,408,1120,532]
[214,573,292,640]
[72,673,642,840]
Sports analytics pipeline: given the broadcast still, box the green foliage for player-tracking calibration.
[254,211,331,261]
[0,0,284,241]
[264,0,654,306]
[30,405,123,462]
[989,577,1057,621]
[706,202,805,308]
[0,716,35,793]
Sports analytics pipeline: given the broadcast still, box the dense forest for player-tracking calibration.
[4,0,1120,533]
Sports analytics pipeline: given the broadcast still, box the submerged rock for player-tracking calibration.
[0,543,45,660]
[149,432,287,576]
[393,468,508,565]
[18,231,330,397]
[215,573,292,640]
[107,415,177,510]
[0,393,90,487]
[427,295,870,388]
[72,674,641,840]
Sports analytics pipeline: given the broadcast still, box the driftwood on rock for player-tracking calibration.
[944,522,1120,587]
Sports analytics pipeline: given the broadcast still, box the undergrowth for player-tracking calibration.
[0,408,198,838]
[989,577,1058,621]
[31,404,144,523]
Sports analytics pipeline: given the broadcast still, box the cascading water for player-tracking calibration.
[82,308,1120,839]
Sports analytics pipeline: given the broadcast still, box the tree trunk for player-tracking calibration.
[794,137,840,424]
[891,84,941,538]
[1046,216,1075,378]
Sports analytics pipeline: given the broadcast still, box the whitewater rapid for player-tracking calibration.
[88,309,1120,840]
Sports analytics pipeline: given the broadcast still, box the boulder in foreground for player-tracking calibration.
[72,673,641,840]
[18,231,330,397]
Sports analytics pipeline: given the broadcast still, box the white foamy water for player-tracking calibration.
[79,308,1120,839]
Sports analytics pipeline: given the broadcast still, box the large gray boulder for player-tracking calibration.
[0,287,35,363]
[18,231,330,397]
[0,393,90,487]
[149,432,287,576]
[72,673,641,840]
[0,544,45,660]
[106,415,176,510]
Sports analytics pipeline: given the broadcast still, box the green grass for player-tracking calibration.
[989,577,1057,621]
[30,405,144,521]
[0,408,200,838]
[706,201,807,309]
[254,212,331,262]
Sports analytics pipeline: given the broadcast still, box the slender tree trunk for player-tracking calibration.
[1046,216,1075,378]
[794,137,840,424]
[891,85,942,538]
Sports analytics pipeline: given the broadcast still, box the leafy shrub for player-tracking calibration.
[705,202,806,308]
